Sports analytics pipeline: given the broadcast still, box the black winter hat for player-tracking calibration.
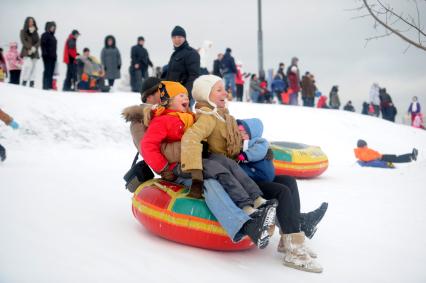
[141,77,161,103]
[171,26,186,38]
[72,29,80,36]
[357,139,367,148]
[138,36,145,42]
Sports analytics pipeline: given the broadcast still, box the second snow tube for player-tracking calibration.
[271,141,328,178]
[132,179,254,251]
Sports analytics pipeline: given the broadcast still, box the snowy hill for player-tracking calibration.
[1,83,426,283]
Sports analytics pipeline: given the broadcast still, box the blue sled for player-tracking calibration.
[357,160,395,168]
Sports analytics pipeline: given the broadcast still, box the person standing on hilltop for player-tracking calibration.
[40,21,57,90]
[63,29,80,91]
[164,26,200,105]
[20,16,40,88]
[101,35,121,88]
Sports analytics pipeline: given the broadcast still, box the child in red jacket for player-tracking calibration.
[141,81,194,175]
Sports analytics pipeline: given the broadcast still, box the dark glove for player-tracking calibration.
[118,65,121,70]
[160,169,177,182]
[265,148,274,160]
[188,179,203,199]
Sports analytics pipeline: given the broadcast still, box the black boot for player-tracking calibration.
[300,202,328,239]
[22,80,27,86]
[0,144,6,162]
[29,81,35,88]
[412,148,418,161]
[241,205,276,249]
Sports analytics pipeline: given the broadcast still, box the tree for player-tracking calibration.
[352,0,426,52]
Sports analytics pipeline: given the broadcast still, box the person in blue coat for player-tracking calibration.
[236,118,275,182]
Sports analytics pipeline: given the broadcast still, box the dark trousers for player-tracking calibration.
[381,154,412,163]
[108,79,115,87]
[257,175,301,234]
[236,84,244,101]
[63,60,77,91]
[0,143,5,161]
[9,70,21,84]
[42,57,56,90]
[201,153,263,208]
[130,67,145,92]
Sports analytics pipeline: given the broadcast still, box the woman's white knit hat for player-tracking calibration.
[192,75,222,108]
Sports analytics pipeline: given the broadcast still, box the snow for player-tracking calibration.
[1,83,426,283]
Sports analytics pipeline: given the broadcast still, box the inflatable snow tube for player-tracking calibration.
[132,179,254,251]
[357,160,395,168]
[271,141,328,178]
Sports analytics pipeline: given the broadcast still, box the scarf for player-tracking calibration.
[143,105,195,132]
[195,102,242,157]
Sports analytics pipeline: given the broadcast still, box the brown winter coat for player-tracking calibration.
[20,29,40,59]
[0,108,13,125]
[180,103,242,177]
[301,75,316,98]
[122,104,181,163]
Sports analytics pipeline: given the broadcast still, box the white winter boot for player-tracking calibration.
[281,232,323,273]
[277,233,317,258]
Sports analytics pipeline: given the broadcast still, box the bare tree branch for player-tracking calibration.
[376,0,426,37]
[361,0,426,52]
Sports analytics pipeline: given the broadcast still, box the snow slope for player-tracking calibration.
[1,83,426,283]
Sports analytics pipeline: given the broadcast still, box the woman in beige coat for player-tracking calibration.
[181,75,324,273]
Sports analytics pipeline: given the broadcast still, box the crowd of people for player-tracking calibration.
[0,16,423,128]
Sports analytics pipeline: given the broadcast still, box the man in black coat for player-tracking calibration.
[40,21,57,90]
[130,36,153,92]
[221,48,237,99]
[165,26,200,104]
[212,53,223,78]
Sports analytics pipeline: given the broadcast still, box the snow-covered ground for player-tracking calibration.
[1,83,426,283]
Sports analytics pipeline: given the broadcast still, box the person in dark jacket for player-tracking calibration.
[101,35,121,87]
[379,88,397,122]
[212,53,223,78]
[130,36,152,92]
[20,16,40,87]
[222,48,237,99]
[165,25,200,104]
[40,21,57,90]
[343,100,355,112]
[63,29,80,91]
[329,85,341,109]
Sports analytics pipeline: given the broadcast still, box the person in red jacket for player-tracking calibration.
[354,139,418,163]
[317,95,329,109]
[63,29,80,91]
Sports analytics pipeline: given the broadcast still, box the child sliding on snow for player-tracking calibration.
[354,139,418,163]
[141,81,277,248]
[236,118,275,182]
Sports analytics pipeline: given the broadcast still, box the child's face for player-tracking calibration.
[168,93,189,112]
[209,81,227,108]
[238,125,249,140]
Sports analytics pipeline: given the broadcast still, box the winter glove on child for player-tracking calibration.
[188,170,203,199]
[160,164,177,182]
[9,120,19,130]
[188,179,203,199]
[237,152,248,163]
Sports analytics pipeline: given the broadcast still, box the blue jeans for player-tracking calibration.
[250,90,260,103]
[175,177,249,242]
[290,91,299,105]
[224,73,236,99]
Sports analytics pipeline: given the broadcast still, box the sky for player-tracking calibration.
[1,0,425,115]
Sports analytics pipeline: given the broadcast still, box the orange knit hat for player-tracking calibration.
[159,81,188,106]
